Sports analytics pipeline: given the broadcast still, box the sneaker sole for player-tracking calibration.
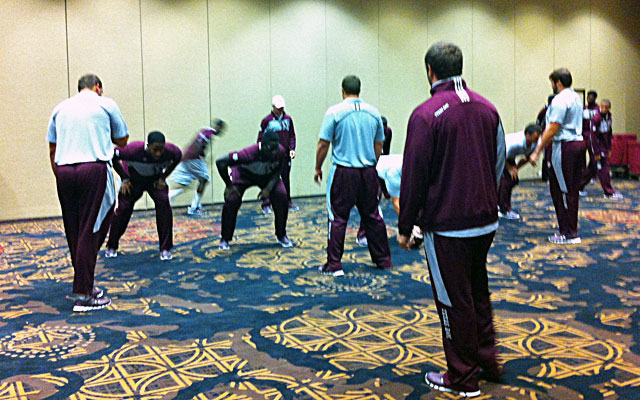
[105,253,117,258]
[426,379,480,398]
[73,301,111,312]
[278,241,293,248]
[320,270,344,277]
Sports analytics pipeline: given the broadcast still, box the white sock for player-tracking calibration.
[169,188,184,203]
[191,192,202,209]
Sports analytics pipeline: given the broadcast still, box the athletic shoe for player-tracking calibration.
[318,264,345,277]
[604,192,623,200]
[425,372,481,398]
[262,205,273,214]
[187,206,207,215]
[356,236,368,247]
[501,210,520,220]
[289,204,300,212]
[547,232,581,244]
[277,236,294,248]
[73,296,111,312]
[579,190,588,197]
[219,239,230,250]
[92,287,104,299]
[105,248,117,258]
[160,250,172,261]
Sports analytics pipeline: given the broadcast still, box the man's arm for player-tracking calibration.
[161,147,182,179]
[529,122,560,165]
[314,139,331,184]
[289,118,296,158]
[215,155,232,186]
[113,136,128,148]
[374,141,383,161]
[48,143,57,174]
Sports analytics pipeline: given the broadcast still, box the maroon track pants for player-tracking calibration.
[425,231,499,392]
[55,162,113,295]
[549,141,586,237]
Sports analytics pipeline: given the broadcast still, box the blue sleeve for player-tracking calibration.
[318,112,335,142]
[374,116,384,142]
[104,99,129,140]
[547,103,567,125]
[46,110,58,143]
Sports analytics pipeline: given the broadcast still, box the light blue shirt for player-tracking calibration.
[46,90,129,165]
[319,98,384,168]
[547,88,583,142]
[376,155,402,197]
[505,131,535,160]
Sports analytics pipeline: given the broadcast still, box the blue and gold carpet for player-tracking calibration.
[0,179,639,399]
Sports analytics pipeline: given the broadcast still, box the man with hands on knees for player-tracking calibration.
[105,131,182,260]
[216,123,292,250]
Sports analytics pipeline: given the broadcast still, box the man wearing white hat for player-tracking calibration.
[257,95,298,213]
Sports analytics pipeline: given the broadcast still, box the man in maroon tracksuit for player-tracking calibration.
[579,90,599,193]
[106,132,182,260]
[398,42,505,397]
[579,100,622,199]
[257,95,298,213]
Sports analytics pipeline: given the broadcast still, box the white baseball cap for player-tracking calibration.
[272,95,286,109]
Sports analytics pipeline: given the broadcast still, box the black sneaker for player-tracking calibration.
[73,296,111,312]
[425,371,480,398]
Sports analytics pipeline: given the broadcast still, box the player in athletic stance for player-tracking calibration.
[169,119,226,214]
[498,123,543,220]
[105,131,182,260]
[217,124,292,249]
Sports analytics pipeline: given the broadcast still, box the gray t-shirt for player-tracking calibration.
[546,88,583,142]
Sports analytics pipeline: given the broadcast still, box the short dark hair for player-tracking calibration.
[381,116,388,125]
[587,90,598,98]
[147,131,166,144]
[424,42,463,80]
[342,75,361,95]
[601,99,611,106]
[547,94,555,105]
[549,68,572,87]
[524,123,542,135]
[77,74,102,92]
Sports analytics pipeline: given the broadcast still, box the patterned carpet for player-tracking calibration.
[0,179,639,400]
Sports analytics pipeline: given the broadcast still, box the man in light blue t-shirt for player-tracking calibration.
[314,75,392,276]
[530,68,586,244]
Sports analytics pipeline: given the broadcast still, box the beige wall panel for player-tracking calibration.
[472,0,515,133]
[514,1,554,129]
[0,1,67,220]
[553,1,591,91]
[425,0,474,87]
[269,0,327,198]
[140,0,211,208]
[325,1,379,105]
[66,0,147,209]
[66,0,144,141]
[378,0,429,155]
[209,0,271,202]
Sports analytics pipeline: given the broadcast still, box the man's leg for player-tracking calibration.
[548,146,570,236]
[579,146,597,191]
[562,141,586,237]
[55,165,81,269]
[66,163,110,296]
[106,183,145,251]
[498,170,516,212]
[356,167,392,269]
[220,182,248,242]
[423,233,491,393]
[326,166,357,271]
[148,183,174,251]
[268,180,289,239]
[282,160,293,206]
[597,156,616,195]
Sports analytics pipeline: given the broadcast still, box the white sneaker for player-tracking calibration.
[356,236,368,247]
[105,248,117,258]
[604,192,623,200]
[219,239,230,250]
[277,236,293,248]
[160,250,172,261]
[579,191,588,197]
[187,206,207,215]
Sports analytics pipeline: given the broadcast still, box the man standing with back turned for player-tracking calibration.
[398,42,505,397]
[47,74,129,312]
[315,75,393,277]
[529,68,586,244]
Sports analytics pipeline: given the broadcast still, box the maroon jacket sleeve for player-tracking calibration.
[288,117,296,151]
[398,109,433,236]
[161,143,182,179]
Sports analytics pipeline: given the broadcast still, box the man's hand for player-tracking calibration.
[595,154,601,161]
[314,168,323,185]
[224,185,240,202]
[154,177,167,190]
[121,179,132,195]
[397,234,412,251]
[529,150,540,166]
[258,188,270,200]
[290,150,296,159]
[508,166,518,180]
